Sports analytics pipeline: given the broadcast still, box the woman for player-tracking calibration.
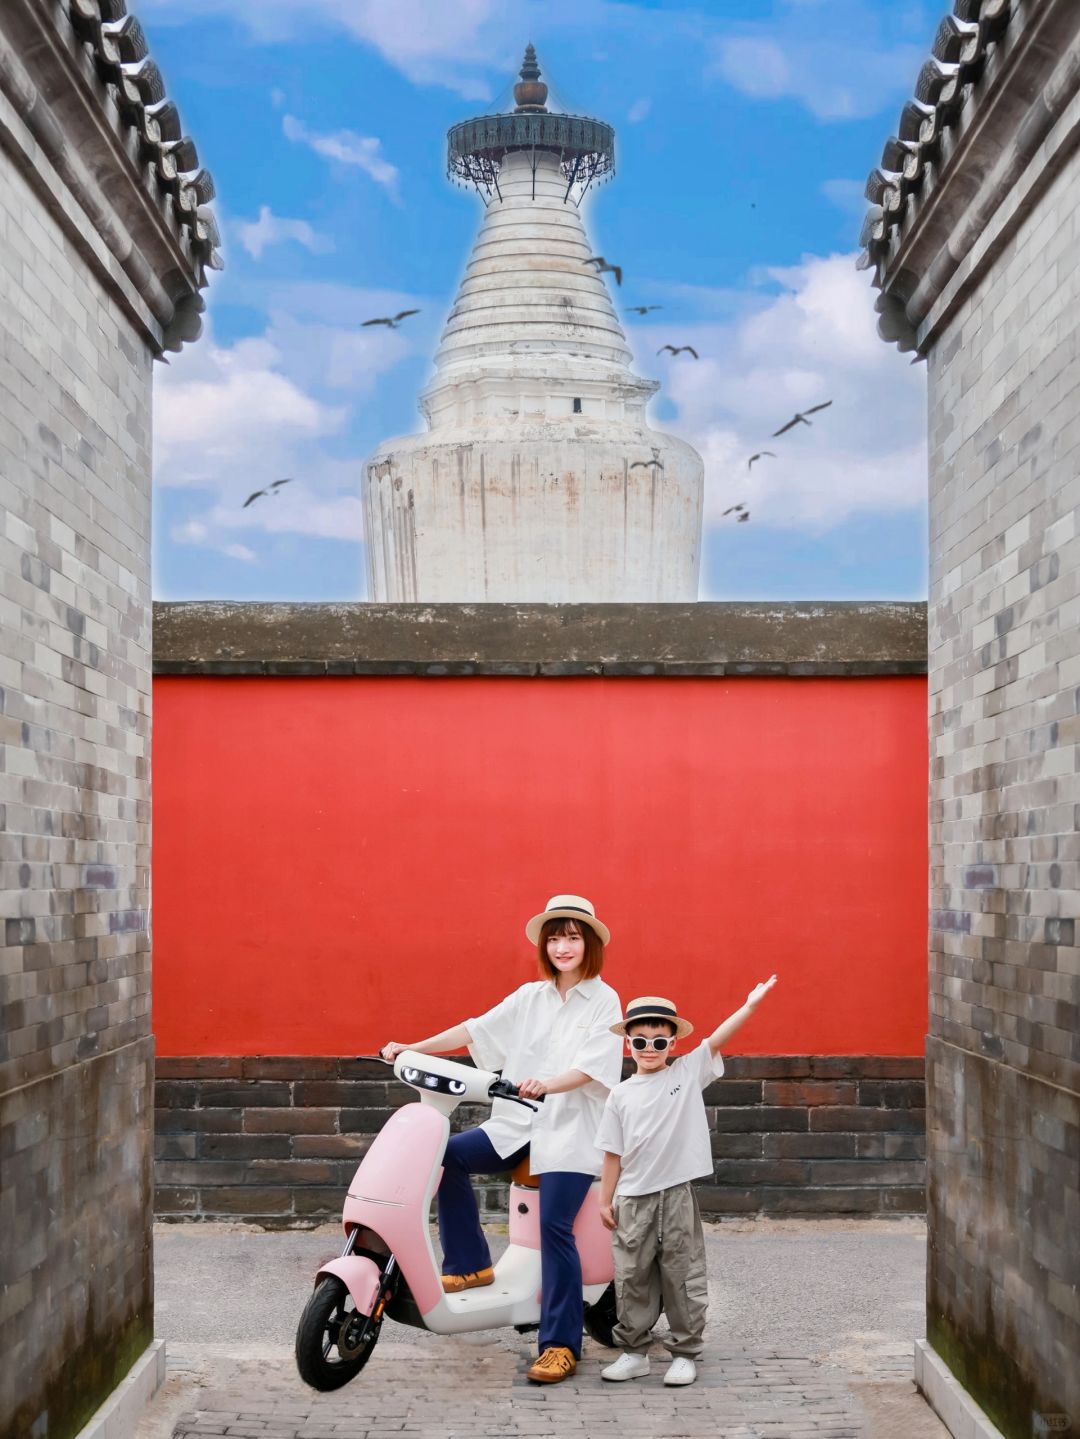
[381,893,622,1384]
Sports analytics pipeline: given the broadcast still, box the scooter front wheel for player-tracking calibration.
[295,1277,381,1390]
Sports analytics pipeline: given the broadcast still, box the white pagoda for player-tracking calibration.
[363,46,704,602]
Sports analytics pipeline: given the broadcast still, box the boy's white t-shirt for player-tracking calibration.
[595,1038,724,1197]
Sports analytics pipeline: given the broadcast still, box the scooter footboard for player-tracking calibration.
[315,1256,382,1316]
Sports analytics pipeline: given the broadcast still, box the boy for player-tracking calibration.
[595,978,777,1386]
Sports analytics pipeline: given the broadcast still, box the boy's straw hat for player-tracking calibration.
[525,894,611,947]
[611,995,694,1039]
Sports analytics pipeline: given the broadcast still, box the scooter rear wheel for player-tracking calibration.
[295,1277,381,1390]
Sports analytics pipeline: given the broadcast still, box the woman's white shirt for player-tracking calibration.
[466,977,623,1176]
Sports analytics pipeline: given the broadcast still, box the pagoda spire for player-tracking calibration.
[513,42,548,112]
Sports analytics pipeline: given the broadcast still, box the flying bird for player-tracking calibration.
[362,310,420,329]
[627,305,662,315]
[243,478,293,508]
[772,400,833,437]
[657,345,699,359]
[747,451,776,471]
[722,503,747,517]
[584,256,622,285]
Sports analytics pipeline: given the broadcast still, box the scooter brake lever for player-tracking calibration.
[355,1054,392,1063]
[502,1094,540,1112]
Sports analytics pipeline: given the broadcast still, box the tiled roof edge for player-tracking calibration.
[857,0,1015,352]
[3,0,221,353]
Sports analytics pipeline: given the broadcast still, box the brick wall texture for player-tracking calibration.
[0,144,155,1435]
[925,131,1080,1434]
[154,1056,926,1223]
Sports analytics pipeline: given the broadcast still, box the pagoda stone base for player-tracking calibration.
[363,430,702,602]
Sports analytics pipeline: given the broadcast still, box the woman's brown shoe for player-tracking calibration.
[527,1347,577,1383]
[441,1267,495,1294]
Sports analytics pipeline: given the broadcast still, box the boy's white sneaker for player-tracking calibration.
[601,1353,651,1382]
[664,1357,698,1386]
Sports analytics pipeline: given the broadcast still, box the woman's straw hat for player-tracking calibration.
[525,894,611,947]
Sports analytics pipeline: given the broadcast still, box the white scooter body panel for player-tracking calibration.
[419,1250,611,1335]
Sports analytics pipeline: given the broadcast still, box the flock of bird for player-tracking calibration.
[583,255,835,524]
[243,265,834,526]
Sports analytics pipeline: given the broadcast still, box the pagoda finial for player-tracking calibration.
[514,43,548,112]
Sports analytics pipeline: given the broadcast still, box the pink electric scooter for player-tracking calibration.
[295,1050,618,1391]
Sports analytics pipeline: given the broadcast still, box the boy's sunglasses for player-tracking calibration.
[628,1035,673,1052]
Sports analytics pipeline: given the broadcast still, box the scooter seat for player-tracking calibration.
[511,1156,540,1189]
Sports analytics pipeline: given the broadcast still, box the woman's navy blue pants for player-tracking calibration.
[436,1127,594,1357]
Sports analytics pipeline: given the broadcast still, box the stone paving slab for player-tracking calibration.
[169,1341,862,1438]
[139,1220,947,1439]
[159,1336,936,1439]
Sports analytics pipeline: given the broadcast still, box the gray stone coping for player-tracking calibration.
[153,601,927,677]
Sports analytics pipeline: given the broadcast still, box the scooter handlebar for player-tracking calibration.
[363,1052,546,1110]
[488,1077,545,1107]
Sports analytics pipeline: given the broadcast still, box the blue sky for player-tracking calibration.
[143,0,931,601]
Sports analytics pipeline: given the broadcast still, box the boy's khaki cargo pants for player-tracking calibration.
[611,1180,708,1356]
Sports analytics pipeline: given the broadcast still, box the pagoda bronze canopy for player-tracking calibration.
[446,46,615,204]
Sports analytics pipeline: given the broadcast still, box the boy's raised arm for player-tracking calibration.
[708,975,778,1056]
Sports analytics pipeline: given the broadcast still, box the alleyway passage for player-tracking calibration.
[136,1218,947,1439]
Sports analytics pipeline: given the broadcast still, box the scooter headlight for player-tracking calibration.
[423,1073,440,1088]
[401,1066,420,1083]
[447,1078,467,1096]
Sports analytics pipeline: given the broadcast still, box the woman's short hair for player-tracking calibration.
[537,916,605,981]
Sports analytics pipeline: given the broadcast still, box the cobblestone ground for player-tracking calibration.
[157,1338,927,1439]
[138,1221,947,1439]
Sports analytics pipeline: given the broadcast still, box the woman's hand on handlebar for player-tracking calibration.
[517,1077,548,1099]
[380,1041,410,1063]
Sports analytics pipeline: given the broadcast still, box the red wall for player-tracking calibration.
[152,676,928,1056]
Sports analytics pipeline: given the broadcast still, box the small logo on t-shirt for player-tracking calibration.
[669,1082,682,1098]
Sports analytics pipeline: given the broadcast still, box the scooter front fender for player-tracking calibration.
[315,1256,382,1316]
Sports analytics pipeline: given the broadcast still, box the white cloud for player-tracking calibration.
[634,252,927,530]
[171,519,209,544]
[151,297,420,570]
[213,484,366,543]
[154,334,345,491]
[142,0,921,119]
[236,205,334,260]
[169,519,258,564]
[708,27,924,121]
[282,115,400,198]
[627,97,652,124]
[140,0,516,98]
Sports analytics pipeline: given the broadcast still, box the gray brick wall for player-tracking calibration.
[0,144,156,1439]
[1,0,213,1428]
[925,122,1080,1439]
[154,1057,926,1223]
[0,5,218,1425]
